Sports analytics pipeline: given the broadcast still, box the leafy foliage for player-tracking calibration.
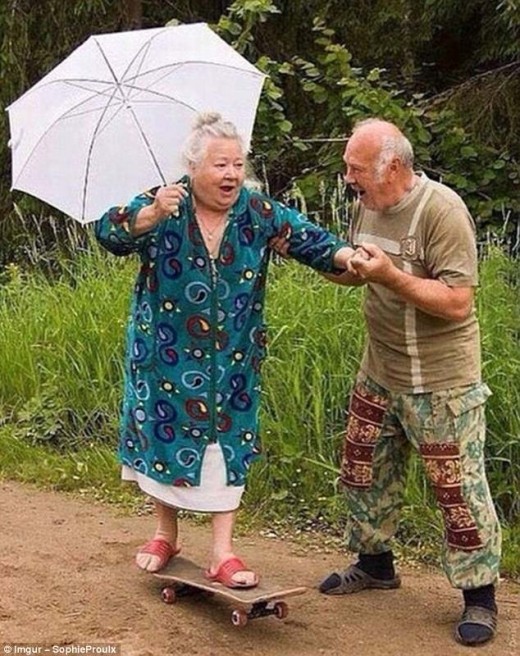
[0,0,518,265]
[215,7,519,235]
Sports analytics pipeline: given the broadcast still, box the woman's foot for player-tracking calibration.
[135,537,180,573]
[206,554,259,588]
[136,500,180,572]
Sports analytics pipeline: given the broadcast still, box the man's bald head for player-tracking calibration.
[343,118,417,210]
[350,119,414,175]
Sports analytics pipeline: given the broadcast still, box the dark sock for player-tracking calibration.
[357,551,395,581]
[458,585,497,645]
[463,584,497,612]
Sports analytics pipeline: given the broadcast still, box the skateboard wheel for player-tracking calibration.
[231,609,248,627]
[161,586,177,604]
[274,601,288,619]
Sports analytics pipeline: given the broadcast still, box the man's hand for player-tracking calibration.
[348,242,395,283]
[268,233,290,258]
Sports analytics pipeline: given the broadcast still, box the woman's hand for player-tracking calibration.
[152,183,188,220]
[132,183,188,236]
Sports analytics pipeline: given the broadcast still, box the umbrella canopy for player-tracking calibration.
[7,23,266,223]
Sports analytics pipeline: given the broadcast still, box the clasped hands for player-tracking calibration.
[346,243,393,282]
[333,243,392,282]
[334,242,395,283]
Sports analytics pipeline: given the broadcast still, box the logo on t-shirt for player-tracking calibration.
[400,236,420,261]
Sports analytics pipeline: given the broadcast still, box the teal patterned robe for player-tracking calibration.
[95,178,347,487]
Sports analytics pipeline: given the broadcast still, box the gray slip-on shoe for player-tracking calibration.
[319,564,401,595]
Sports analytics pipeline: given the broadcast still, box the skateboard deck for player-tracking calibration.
[154,556,307,626]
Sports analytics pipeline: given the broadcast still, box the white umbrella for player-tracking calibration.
[6,22,266,223]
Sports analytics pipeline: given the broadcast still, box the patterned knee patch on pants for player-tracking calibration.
[340,384,389,488]
[420,443,483,551]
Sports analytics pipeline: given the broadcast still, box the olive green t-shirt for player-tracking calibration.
[352,174,480,393]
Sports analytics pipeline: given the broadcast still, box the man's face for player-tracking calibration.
[343,134,394,211]
[191,137,245,213]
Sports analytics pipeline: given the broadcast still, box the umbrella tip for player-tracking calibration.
[8,130,23,150]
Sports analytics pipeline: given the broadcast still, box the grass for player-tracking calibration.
[0,426,137,505]
[0,240,518,577]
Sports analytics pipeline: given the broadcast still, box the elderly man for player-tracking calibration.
[319,119,501,647]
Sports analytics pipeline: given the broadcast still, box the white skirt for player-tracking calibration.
[121,443,245,512]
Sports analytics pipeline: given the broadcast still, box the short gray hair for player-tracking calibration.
[377,135,414,177]
[182,112,246,168]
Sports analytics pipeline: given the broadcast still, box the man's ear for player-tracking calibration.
[389,157,400,174]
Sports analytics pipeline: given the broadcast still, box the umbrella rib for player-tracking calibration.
[120,83,199,113]
[92,38,167,188]
[81,88,130,221]
[96,27,182,102]
[10,77,116,104]
[60,78,128,100]
[13,55,262,101]
[125,63,183,103]
[112,28,262,89]
[55,78,200,114]
[123,60,263,86]
[11,87,124,188]
[119,31,163,101]
[13,80,196,199]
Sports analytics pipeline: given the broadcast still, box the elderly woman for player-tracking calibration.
[95,112,354,588]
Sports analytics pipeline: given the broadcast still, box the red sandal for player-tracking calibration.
[205,556,259,589]
[135,538,180,572]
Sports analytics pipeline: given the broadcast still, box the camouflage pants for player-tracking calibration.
[340,374,502,589]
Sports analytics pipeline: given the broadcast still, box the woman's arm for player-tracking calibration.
[268,200,353,274]
[94,183,187,256]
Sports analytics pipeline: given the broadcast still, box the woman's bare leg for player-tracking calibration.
[208,510,257,586]
[135,499,179,572]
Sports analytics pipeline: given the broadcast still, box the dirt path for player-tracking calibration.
[0,481,518,656]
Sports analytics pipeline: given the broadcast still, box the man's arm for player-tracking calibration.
[350,242,474,321]
[322,269,366,286]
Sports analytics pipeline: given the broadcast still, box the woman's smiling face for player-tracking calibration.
[190,137,246,214]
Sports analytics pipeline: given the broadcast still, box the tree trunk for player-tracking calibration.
[123,0,142,30]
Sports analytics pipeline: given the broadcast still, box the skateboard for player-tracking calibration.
[154,556,307,626]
